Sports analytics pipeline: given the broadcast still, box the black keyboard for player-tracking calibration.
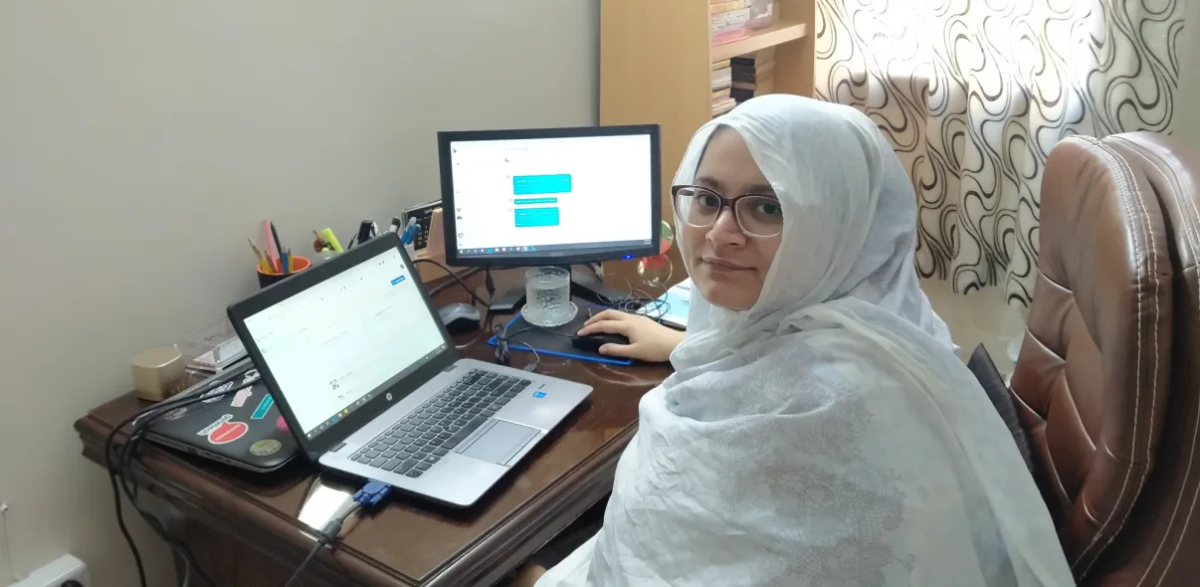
[350,369,533,478]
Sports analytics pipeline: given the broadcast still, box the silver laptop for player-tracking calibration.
[227,233,592,508]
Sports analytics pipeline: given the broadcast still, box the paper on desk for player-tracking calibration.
[638,278,691,329]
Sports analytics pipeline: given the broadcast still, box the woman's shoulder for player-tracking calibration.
[666,332,897,419]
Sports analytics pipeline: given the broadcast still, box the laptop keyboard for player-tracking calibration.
[350,369,533,479]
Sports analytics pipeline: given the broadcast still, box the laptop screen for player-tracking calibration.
[241,247,448,439]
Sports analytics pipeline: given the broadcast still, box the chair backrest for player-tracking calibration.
[1089,132,1200,587]
[1009,135,1173,583]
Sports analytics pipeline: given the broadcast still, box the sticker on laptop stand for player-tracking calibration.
[163,407,188,421]
[201,381,236,404]
[197,415,233,436]
[249,439,282,457]
[251,395,274,420]
[230,387,254,408]
[208,421,249,445]
[533,391,546,398]
[276,416,289,432]
[197,414,248,445]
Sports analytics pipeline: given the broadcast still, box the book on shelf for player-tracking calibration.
[756,70,775,95]
[712,9,751,33]
[712,59,731,71]
[711,2,752,46]
[711,66,732,89]
[711,7,751,26]
[731,85,755,103]
[731,55,757,83]
[712,27,750,46]
[712,97,738,118]
[710,0,747,15]
[725,50,779,103]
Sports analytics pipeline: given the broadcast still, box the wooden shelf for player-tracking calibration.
[711,21,808,62]
[601,0,816,222]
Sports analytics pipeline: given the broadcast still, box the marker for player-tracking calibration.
[321,228,344,253]
[401,217,419,245]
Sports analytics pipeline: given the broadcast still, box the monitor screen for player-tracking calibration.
[441,127,659,266]
[241,247,448,439]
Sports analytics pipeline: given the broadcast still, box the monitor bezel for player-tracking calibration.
[438,124,662,268]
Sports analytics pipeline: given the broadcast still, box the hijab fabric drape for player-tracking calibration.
[537,96,1072,586]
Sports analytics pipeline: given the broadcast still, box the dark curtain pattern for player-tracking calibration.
[814,0,1183,306]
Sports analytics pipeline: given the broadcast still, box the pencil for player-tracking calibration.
[248,237,271,273]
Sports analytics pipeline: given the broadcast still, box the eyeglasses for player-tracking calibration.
[671,185,784,238]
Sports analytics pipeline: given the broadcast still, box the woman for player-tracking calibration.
[529,96,1071,586]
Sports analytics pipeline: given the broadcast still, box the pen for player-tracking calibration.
[263,220,281,273]
[281,247,290,275]
[390,217,403,234]
[270,222,285,272]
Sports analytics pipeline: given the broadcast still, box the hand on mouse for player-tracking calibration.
[577,310,684,362]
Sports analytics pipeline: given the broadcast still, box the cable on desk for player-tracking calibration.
[105,363,256,587]
[282,480,392,587]
[484,267,498,300]
[492,323,542,372]
[428,266,481,297]
[115,382,256,587]
[413,259,490,307]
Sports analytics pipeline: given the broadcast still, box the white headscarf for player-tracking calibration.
[673,95,955,368]
[537,96,1072,586]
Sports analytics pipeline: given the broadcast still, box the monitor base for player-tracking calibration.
[486,266,631,314]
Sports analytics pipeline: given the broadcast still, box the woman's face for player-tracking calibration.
[681,129,783,311]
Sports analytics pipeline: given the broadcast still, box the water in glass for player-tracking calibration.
[523,267,577,327]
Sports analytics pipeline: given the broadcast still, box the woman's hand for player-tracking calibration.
[577,310,685,362]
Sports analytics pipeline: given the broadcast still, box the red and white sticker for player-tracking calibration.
[196,414,248,445]
[208,421,248,445]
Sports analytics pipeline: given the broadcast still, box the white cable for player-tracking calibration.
[0,502,23,581]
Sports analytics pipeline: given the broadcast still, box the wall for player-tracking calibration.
[1178,0,1200,146]
[1171,0,1200,144]
[0,1,598,585]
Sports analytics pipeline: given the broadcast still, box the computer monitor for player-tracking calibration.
[438,125,662,271]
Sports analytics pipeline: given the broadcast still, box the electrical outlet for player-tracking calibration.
[8,555,88,587]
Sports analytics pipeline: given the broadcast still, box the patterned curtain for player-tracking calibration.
[814,0,1184,306]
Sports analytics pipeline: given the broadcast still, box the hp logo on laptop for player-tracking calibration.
[386,393,393,401]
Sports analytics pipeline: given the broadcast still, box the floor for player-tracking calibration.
[918,278,1026,375]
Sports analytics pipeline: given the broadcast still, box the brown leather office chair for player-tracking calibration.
[1081,132,1200,586]
[1009,135,1174,585]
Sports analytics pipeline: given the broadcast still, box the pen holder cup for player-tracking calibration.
[257,256,311,288]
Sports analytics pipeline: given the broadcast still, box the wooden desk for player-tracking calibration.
[73,264,676,586]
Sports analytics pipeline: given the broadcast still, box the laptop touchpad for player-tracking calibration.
[460,420,539,465]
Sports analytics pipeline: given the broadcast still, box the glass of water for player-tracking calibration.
[523,266,577,327]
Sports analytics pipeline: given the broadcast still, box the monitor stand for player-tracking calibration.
[487,265,632,314]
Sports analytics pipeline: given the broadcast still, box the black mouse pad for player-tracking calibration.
[486,301,634,366]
